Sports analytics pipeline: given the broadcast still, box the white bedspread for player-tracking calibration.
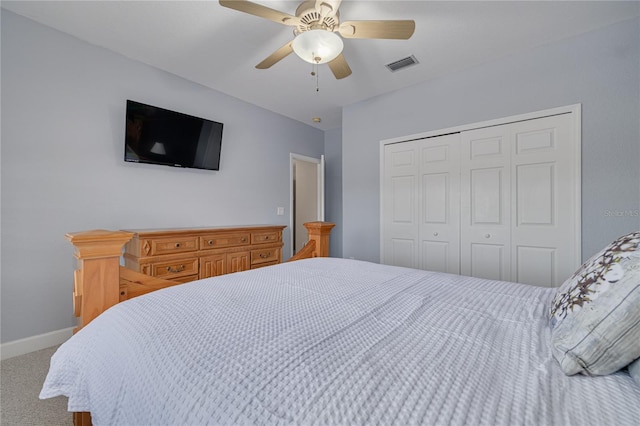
[41,258,640,425]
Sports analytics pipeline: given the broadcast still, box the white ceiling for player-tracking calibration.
[3,1,639,130]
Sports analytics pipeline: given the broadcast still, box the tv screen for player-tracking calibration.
[124,100,223,170]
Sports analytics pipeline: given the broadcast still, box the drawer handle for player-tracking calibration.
[485,234,491,239]
[259,252,271,259]
[264,236,271,241]
[175,243,181,248]
[208,240,214,245]
[167,264,186,273]
[241,237,247,242]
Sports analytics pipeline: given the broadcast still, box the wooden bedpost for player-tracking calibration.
[66,230,133,333]
[304,222,335,257]
[287,222,335,262]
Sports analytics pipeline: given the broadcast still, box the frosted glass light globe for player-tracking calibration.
[292,30,344,64]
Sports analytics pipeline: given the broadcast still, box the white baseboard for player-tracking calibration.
[1,327,74,361]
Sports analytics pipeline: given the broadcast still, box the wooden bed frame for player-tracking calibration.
[65,221,334,426]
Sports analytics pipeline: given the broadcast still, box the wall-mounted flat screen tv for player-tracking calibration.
[124,100,223,171]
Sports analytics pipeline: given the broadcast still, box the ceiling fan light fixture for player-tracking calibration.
[292,29,343,64]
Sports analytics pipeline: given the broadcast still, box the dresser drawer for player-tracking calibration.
[151,258,199,279]
[170,274,199,284]
[251,231,280,244]
[123,226,285,284]
[251,248,278,265]
[150,237,198,256]
[200,233,250,249]
[251,260,278,269]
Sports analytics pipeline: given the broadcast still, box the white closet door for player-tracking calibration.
[418,134,461,274]
[460,127,511,281]
[382,107,580,287]
[460,113,578,286]
[510,114,578,287]
[382,141,419,268]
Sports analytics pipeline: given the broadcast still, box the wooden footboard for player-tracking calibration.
[67,222,334,332]
[65,222,333,425]
[119,266,183,300]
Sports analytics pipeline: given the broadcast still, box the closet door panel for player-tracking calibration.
[516,162,555,225]
[392,175,415,223]
[423,173,448,223]
[418,134,460,274]
[470,167,504,224]
[470,243,507,281]
[461,128,511,280]
[422,241,450,272]
[516,245,555,286]
[511,114,578,286]
[383,142,419,268]
[390,238,416,268]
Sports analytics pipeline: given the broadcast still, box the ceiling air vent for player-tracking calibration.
[386,55,419,72]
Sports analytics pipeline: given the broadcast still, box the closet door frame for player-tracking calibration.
[380,104,582,276]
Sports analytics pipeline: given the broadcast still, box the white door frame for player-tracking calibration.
[290,153,325,254]
[379,103,582,270]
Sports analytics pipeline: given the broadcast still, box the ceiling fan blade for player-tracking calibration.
[219,0,300,26]
[327,53,352,79]
[256,41,294,69]
[338,20,416,39]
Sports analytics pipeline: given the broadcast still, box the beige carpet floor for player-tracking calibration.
[1,346,72,425]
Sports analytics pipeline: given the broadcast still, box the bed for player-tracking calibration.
[40,228,640,425]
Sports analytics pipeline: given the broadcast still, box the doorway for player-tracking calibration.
[290,153,325,253]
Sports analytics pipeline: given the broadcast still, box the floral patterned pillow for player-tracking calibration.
[549,231,640,376]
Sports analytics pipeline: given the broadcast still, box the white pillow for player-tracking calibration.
[549,231,640,376]
[629,358,640,386]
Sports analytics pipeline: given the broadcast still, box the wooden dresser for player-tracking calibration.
[122,225,286,283]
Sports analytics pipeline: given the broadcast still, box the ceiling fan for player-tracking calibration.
[219,0,416,79]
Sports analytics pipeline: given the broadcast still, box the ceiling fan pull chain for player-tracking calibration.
[310,62,320,92]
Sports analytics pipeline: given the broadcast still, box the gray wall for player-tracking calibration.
[1,11,324,343]
[324,127,343,258]
[343,17,640,263]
